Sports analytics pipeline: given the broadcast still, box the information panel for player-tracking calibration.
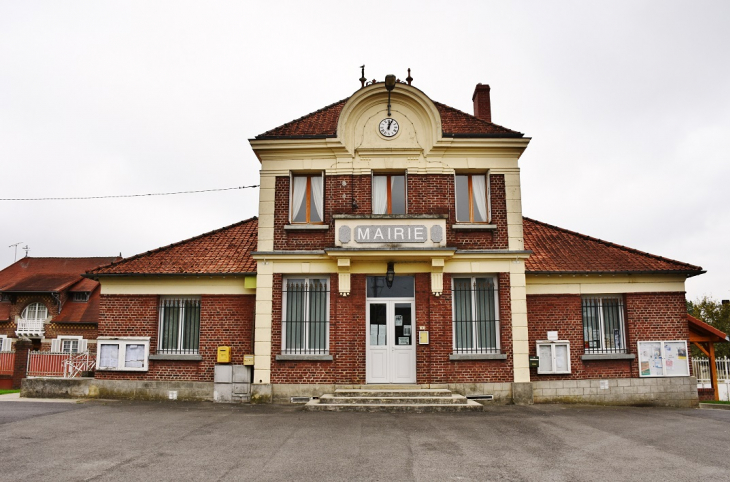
[637,340,689,377]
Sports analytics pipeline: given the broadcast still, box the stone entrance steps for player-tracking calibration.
[304,387,484,412]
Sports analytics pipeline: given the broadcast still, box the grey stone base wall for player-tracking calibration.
[532,377,699,407]
[21,378,213,402]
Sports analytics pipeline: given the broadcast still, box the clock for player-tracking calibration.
[379,118,399,137]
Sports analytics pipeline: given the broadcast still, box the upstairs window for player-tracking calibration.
[51,336,87,354]
[582,296,626,354]
[158,297,201,354]
[455,174,489,223]
[373,174,406,214]
[72,292,90,302]
[21,302,48,322]
[291,173,324,224]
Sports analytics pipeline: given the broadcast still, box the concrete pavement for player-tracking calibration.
[1,400,729,481]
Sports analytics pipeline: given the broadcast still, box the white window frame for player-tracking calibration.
[582,295,626,354]
[158,296,201,354]
[372,172,407,215]
[537,340,571,374]
[289,172,325,224]
[21,302,49,322]
[282,276,330,355]
[51,335,87,354]
[96,337,150,372]
[451,275,500,354]
[0,335,10,352]
[454,172,491,223]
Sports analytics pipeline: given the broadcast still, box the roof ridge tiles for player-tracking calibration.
[89,216,258,275]
[523,216,703,273]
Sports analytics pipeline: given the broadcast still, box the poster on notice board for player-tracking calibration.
[637,340,689,377]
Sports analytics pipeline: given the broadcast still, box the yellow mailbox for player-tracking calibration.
[217,346,231,363]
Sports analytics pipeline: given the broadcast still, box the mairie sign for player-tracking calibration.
[338,224,443,244]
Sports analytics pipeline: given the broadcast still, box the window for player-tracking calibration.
[582,296,626,354]
[537,341,571,374]
[0,293,10,302]
[452,276,499,354]
[51,336,86,353]
[96,337,150,372]
[0,335,10,352]
[455,174,489,223]
[72,292,90,302]
[158,297,201,354]
[373,174,406,214]
[282,277,329,354]
[21,302,48,322]
[291,173,323,223]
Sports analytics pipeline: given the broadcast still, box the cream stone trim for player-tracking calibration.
[510,260,530,384]
[338,258,351,297]
[253,263,274,385]
[431,258,444,296]
[99,277,255,295]
[525,274,687,295]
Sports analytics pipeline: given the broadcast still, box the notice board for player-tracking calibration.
[637,340,689,377]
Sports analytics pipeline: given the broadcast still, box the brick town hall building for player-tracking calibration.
[50,75,707,406]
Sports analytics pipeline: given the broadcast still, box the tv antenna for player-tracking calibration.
[8,242,23,262]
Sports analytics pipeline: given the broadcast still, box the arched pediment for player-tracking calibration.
[336,83,442,155]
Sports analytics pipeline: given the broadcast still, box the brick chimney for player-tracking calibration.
[472,83,491,123]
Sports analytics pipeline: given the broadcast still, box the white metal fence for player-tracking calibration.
[693,356,730,401]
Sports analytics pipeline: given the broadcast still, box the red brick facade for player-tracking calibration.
[270,273,514,384]
[273,174,508,251]
[526,292,691,381]
[96,294,254,382]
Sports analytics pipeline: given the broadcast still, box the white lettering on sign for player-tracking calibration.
[354,225,428,243]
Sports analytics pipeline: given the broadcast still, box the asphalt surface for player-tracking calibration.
[1,400,729,481]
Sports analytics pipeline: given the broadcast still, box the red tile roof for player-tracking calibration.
[523,217,703,276]
[90,217,258,275]
[255,96,523,139]
[687,314,730,342]
[0,257,119,292]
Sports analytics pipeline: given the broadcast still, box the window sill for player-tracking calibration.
[451,224,497,231]
[449,353,507,361]
[276,354,333,361]
[284,224,330,231]
[149,354,203,361]
[581,353,636,361]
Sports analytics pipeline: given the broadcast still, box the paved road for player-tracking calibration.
[1,400,729,481]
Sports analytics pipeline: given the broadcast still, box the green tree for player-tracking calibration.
[688,296,730,358]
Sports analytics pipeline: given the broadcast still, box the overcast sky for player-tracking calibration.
[1,1,728,302]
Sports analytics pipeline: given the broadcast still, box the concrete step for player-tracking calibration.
[333,389,453,398]
[319,394,469,405]
[304,398,484,412]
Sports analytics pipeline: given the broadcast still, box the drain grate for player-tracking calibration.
[467,394,494,401]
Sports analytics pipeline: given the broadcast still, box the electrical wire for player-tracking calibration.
[0,185,260,201]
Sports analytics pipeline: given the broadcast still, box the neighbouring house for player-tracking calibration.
[67,75,705,406]
[0,256,118,388]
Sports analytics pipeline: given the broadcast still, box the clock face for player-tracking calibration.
[379,118,399,137]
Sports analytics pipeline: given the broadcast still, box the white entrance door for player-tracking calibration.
[366,300,416,384]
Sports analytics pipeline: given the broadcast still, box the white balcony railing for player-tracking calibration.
[15,318,45,338]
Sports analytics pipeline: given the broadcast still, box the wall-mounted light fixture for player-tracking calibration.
[386,262,395,288]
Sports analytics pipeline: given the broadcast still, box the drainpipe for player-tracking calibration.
[51,292,62,314]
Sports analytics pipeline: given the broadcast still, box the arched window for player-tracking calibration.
[21,302,48,322]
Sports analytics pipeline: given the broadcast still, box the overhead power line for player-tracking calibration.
[0,185,260,201]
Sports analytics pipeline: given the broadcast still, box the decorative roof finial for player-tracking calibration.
[406,68,413,86]
[359,65,366,88]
